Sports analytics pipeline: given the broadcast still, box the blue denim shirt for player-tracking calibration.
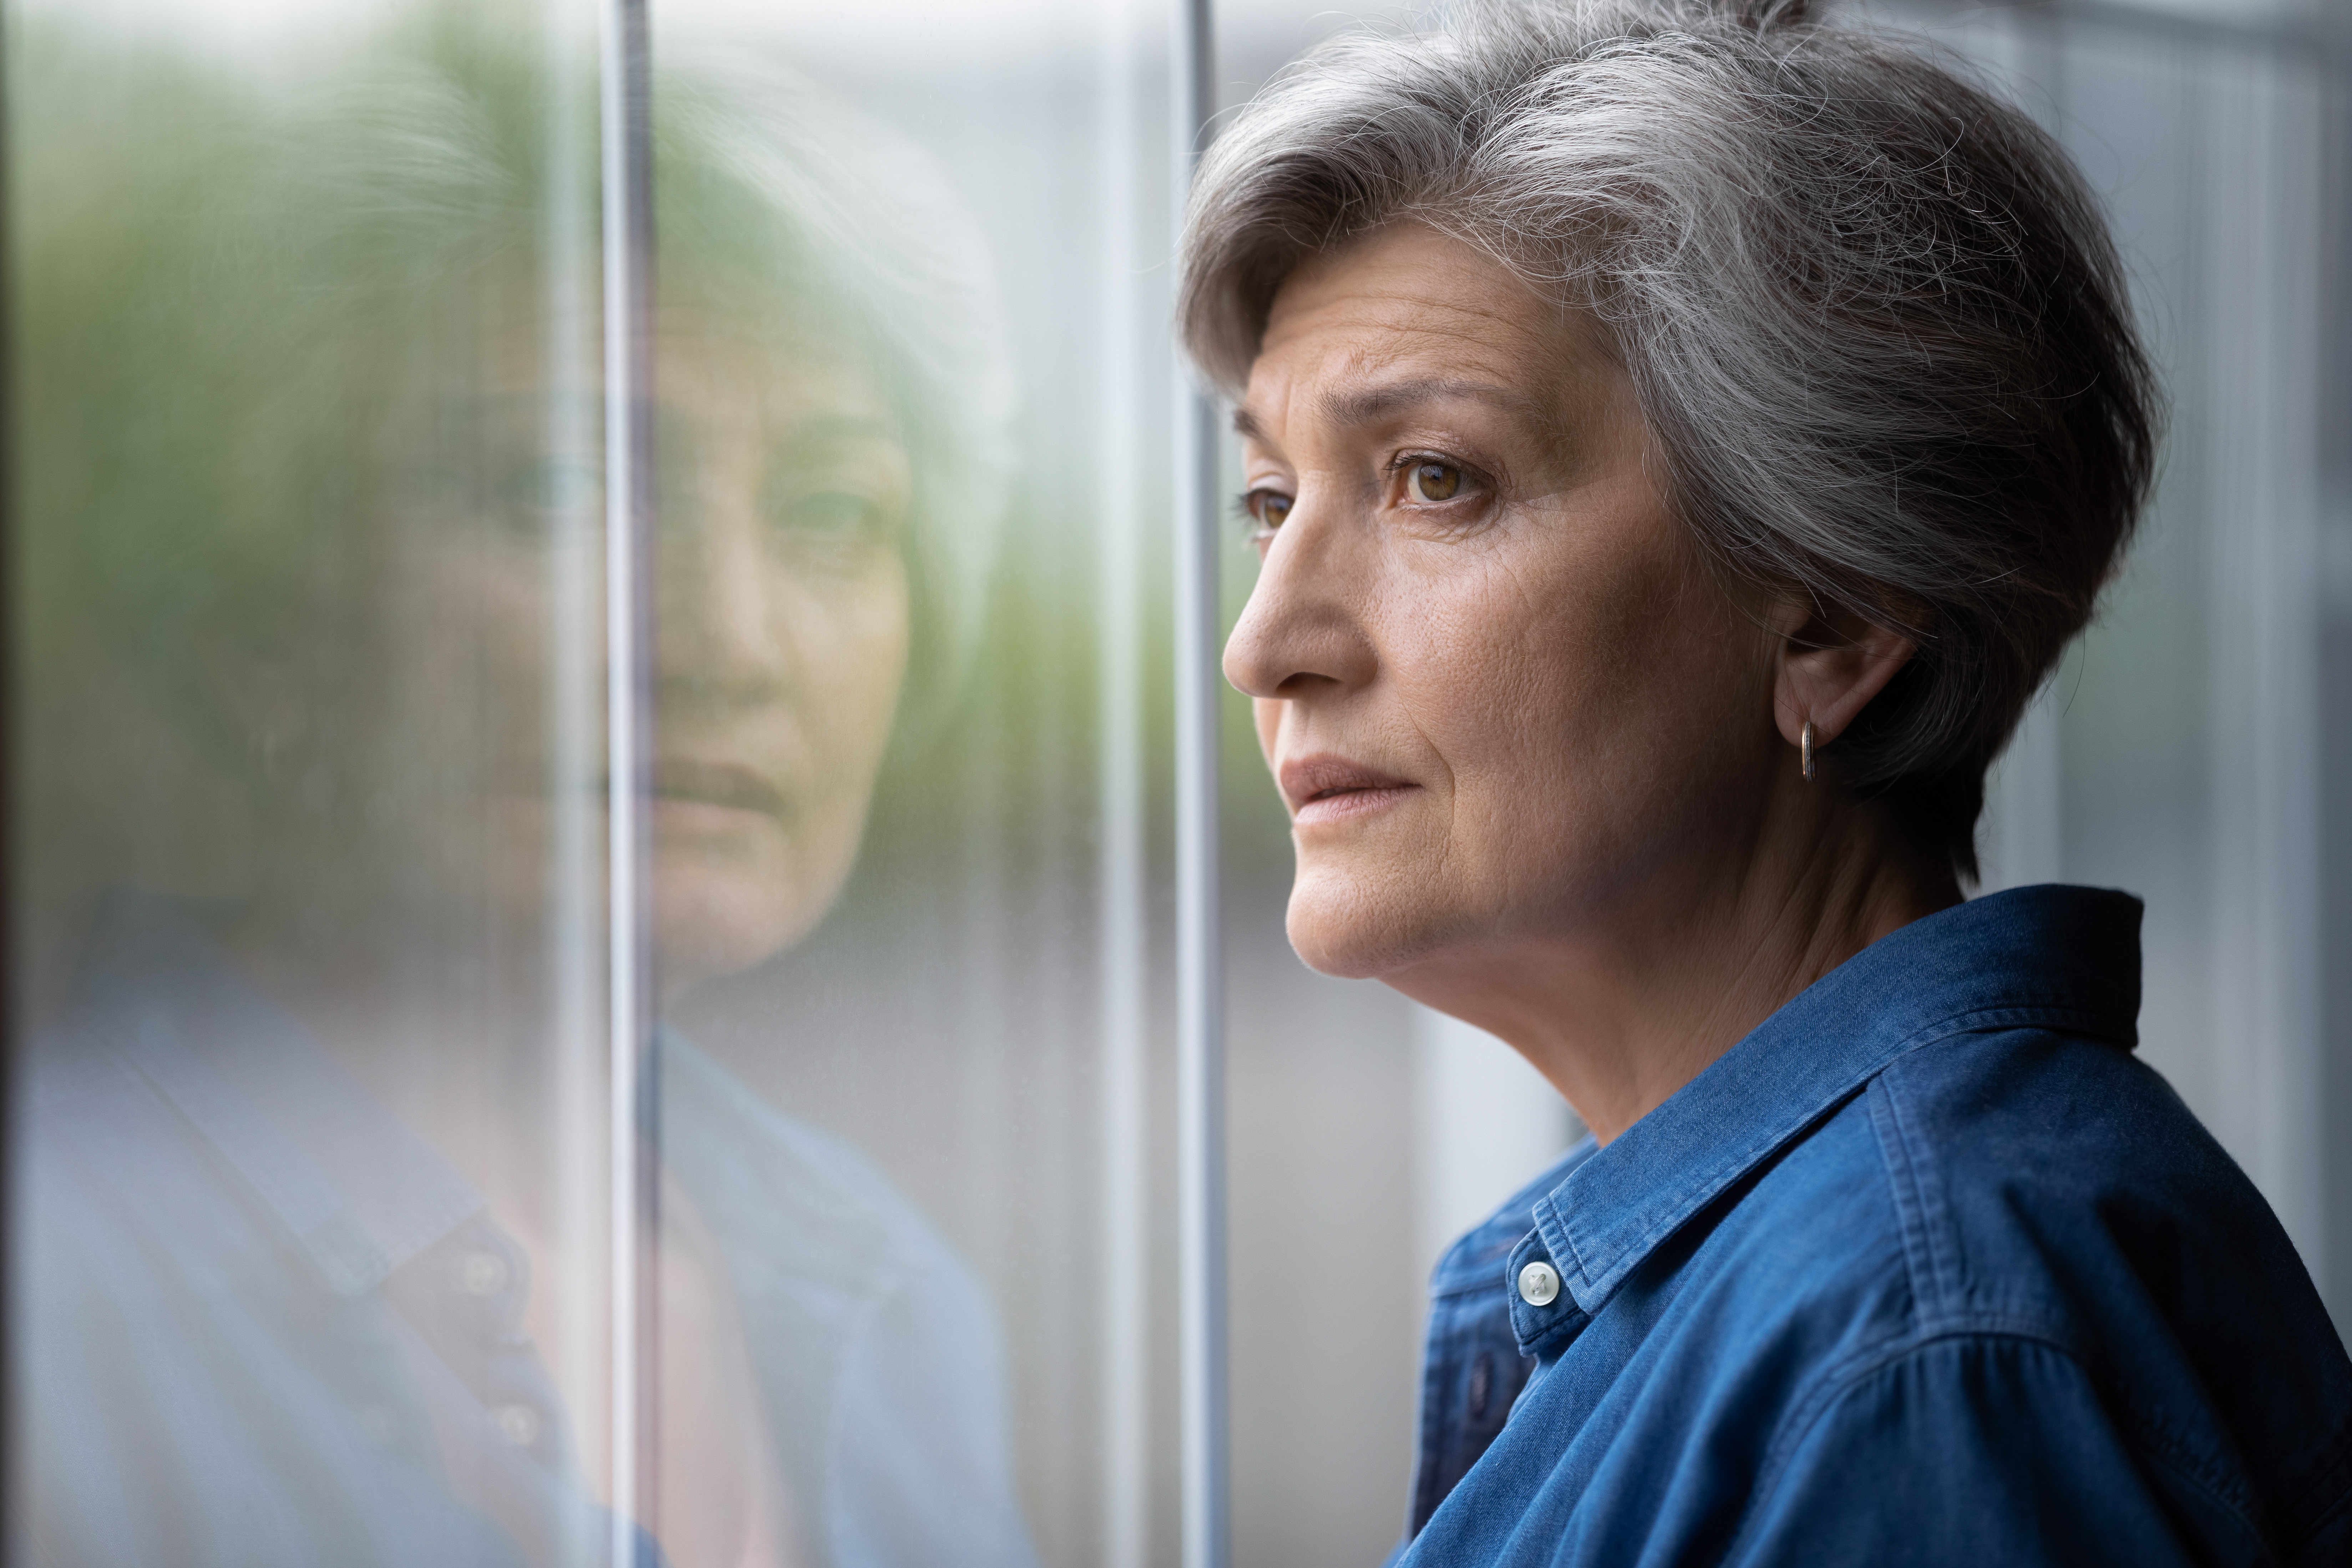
[15,896,1039,1568]
[1397,885,2352,1566]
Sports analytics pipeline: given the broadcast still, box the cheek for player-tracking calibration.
[1394,560,1632,788]
[364,544,553,772]
[790,556,909,757]
[653,558,909,980]
[1404,534,1752,870]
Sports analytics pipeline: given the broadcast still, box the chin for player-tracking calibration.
[653,876,831,991]
[1283,867,1449,980]
[648,808,867,988]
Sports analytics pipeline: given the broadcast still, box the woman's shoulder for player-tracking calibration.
[1840,1023,2352,1530]
[1868,1020,2307,1324]
[1624,1025,2352,1562]
[1762,883,2321,1362]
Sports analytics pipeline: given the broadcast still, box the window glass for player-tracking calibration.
[19,1,2337,1564]
[7,1,1181,1565]
[11,6,627,1562]
[650,2,1179,1564]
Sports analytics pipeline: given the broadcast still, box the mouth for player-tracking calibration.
[1278,754,1420,827]
[646,758,791,822]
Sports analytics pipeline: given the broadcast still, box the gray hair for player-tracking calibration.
[21,14,1012,753]
[1180,0,2158,880]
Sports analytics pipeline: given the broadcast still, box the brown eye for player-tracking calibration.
[1245,489,1293,534]
[1407,461,1463,503]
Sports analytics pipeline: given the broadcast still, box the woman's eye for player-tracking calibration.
[1405,460,1464,503]
[760,448,907,559]
[423,457,596,542]
[1242,488,1293,537]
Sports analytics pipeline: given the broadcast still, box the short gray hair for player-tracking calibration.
[23,18,1011,758]
[1180,0,2158,880]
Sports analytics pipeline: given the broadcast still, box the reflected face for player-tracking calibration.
[330,320,911,993]
[647,335,911,985]
[1222,224,1776,979]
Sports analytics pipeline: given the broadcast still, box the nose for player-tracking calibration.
[1221,494,1379,703]
[655,480,791,712]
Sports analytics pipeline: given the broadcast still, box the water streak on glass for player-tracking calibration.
[1170,5,1228,1568]
[595,0,654,1554]
[1092,2,1153,1565]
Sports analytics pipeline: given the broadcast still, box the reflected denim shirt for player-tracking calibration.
[1396,886,2352,1567]
[15,896,1039,1568]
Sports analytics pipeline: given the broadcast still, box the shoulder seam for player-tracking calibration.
[1863,1076,1948,1318]
[1726,1328,2270,1565]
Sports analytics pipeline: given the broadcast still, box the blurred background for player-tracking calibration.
[7,2,2347,1568]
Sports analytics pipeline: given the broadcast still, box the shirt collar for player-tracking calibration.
[1516,884,2142,1340]
[67,893,484,1296]
[1429,1138,1599,1299]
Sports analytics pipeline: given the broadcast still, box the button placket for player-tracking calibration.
[457,1249,512,1298]
[493,1403,544,1450]
[1504,1231,1588,1358]
[384,1216,578,1475]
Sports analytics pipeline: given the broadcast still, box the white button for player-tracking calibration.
[1517,1260,1561,1307]
[493,1404,542,1448]
[457,1251,511,1296]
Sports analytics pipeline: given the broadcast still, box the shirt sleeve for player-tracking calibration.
[1728,1333,2258,1568]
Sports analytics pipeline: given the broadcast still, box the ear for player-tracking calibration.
[1770,598,1916,754]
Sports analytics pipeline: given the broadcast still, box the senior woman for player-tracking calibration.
[1184,1,2351,1563]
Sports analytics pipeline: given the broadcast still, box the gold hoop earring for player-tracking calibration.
[1800,719,1816,783]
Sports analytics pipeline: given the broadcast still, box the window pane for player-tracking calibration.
[20,2,673,1564]
[10,0,1186,1565]
[644,4,1180,1563]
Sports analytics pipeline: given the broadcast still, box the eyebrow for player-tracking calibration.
[1232,377,1544,444]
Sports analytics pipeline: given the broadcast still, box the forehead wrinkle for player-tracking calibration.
[1312,375,1552,440]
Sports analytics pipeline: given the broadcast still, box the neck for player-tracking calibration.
[1389,787,1961,1145]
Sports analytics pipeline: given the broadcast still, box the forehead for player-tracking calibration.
[1245,223,1609,430]
[659,324,895,432]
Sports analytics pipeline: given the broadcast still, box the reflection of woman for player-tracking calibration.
[17,19,1032,1568]
[1182,1,2351,1563]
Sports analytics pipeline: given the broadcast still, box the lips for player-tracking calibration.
[1279,754,1419,826]
[648,758,790,821]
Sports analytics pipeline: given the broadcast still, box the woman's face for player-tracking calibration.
[644,329,913,985]
[1223,223,1782,981]
[294,317,911,994]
